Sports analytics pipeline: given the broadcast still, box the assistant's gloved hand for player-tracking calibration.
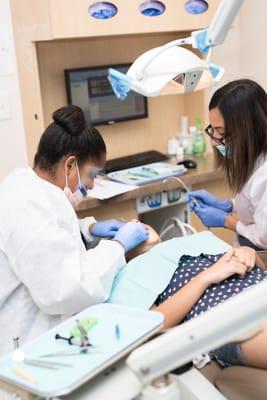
[189,190,233,212]
[189,197,204,211]
[193,203,228,228]
[113,222,149,252]
[90,219,126,238]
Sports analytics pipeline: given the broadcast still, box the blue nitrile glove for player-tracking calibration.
[189,190,233,212]
[193,203,228,228]
[91,219,126,238]
[113,222,149,252]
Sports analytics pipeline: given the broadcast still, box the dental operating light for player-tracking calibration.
[108,0,244,99]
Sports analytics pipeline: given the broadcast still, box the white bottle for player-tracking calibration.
[189,126,197,153]
[182,135,193,156]
[176,144,184,162]
[189,126,197,137]
[180,116,189,135]
[177,116,193,155]
[167,137,178,156]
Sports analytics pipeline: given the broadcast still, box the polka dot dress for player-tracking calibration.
[155,254,267,322]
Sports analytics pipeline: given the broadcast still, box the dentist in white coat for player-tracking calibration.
[0,105,148,356]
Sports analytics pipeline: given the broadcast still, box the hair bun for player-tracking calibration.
[53,105,86,136]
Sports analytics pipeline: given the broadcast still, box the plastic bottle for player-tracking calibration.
[176,144,184,162]
[177,116,193,155]
[193,118,206,156]
[167,137,178,156]
[189,126,197,138]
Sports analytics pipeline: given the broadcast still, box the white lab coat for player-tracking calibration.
[234,154,267,249]
[0,168,126,356]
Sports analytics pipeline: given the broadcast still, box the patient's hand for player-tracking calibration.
[199,252,250,285]
[226,247,256,271]
[126,224,161,261]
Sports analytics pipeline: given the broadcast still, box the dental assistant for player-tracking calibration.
[0,105,148,356]
[190,79,267,250]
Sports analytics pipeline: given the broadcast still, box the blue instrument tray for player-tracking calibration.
[107,162,187,186]
[0,304,163,398]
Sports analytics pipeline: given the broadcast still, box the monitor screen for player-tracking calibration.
[65,64,148,125]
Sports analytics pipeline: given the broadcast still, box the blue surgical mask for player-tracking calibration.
[64,162,87,207]
[216,144,226,157]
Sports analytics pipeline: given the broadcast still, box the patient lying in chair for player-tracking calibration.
[109,230,267,370]
[154,247,267,369]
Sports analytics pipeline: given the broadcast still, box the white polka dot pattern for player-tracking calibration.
[156,254,267,321]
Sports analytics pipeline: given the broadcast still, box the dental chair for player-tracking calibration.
[201,361,267,400]
[1,279,267,400]
[200,251,267,400]
[115,238,267,400]
[78,282,267,400]
[118,237,267,400]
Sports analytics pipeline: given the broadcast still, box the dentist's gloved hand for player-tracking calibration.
[90,219,126,238]
[193,203,228,228]
[189,190,233,212]
[113,222,149,252]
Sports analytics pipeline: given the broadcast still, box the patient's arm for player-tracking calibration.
[153,251,249,329]
[152,273,210,329]
[126,225,161,261]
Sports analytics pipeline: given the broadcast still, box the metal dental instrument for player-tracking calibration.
[39,346,102,358]
[12,336,73,369]
[23,358,73,369]
[55,333,82,346]
[12,336,25,362]
[75,319,91,352]
[53,319,93,357]
[13,337,19,349]
[40,350,86,358]
[39,347,103,358]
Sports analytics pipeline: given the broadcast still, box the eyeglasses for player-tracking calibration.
[82,167,105,182]
[205,125,226,145]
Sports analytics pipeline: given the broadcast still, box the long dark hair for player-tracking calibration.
[209,79,267,193]
[34,105,106,173]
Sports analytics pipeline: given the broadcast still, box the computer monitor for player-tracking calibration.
[65,63,148,126]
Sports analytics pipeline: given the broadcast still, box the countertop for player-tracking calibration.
[76,154,224,212]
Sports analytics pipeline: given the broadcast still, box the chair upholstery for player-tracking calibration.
[201,361,267,400]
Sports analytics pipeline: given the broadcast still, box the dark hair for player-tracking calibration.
[34,105,106,172]
[209,79,267,193]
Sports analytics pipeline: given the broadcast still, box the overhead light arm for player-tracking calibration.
[108,0,244,99]
[135,36,194,81]
[141,0,244,70]
[201,0,244,51]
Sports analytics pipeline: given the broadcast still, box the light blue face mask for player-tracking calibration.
[216,144,226,157]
